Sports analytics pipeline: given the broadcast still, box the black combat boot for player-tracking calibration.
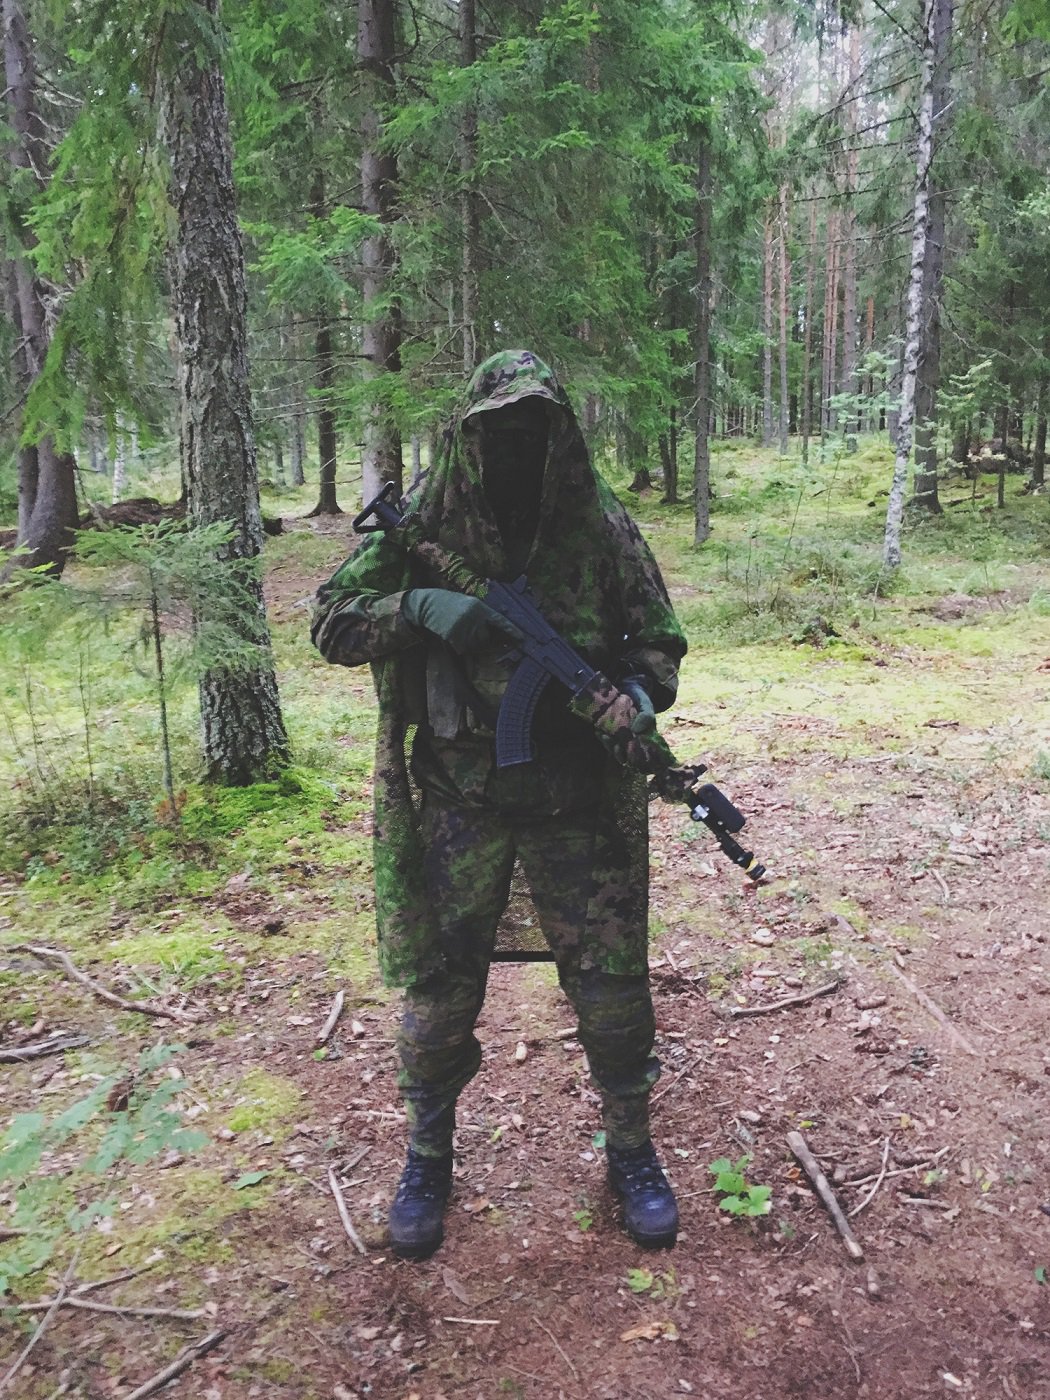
[607,1141,679,1249]
[388,1149,454,1260]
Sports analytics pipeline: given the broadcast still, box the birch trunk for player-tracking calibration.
[884,0,937,568]
[162,0,288,782]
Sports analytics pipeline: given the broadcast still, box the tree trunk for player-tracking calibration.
[162,0,288,784]
[310,311,340,515]
[111,421,127,504]
[459,0,480,372]
[821,210,840,439]
[801,197,816,465]
[839,22,861,453]
[884,0,936,568]
[662,404,679,504]
[694,133,712,546]
[305,171,341,516]
[911,0,952,514]
[762,209,774,449]
[1032,391,1046,489]
[285,310,306,487]
[2,0,78,576]
[358,0,404,507]
[777,185,791,456]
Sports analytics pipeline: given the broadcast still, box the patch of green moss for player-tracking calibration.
[226,1069,304,1137]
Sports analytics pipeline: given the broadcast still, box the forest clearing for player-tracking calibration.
[3,0,1050,1396]
[2,441,1049,1398]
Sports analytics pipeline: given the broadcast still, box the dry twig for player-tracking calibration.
[14,1298,206,1321]
[120,1329,225,1400]
[317,990,345,1045]
[442,1316,500,1326]
[787,1131,865,1262]
[0,1249,80,1396]
[650,1052,703,1106]
[0,1034,90,1064]
[11,944,194,1024]
[848,1137,891,1218]
[885,962,979,1056]
[729,977,843,1019]
[327,1165,367,1255]
[536,1318,580,1382]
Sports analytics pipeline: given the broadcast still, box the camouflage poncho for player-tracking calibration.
[312,350,687,987]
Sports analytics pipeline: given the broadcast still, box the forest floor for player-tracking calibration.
[2,444,1049,1399]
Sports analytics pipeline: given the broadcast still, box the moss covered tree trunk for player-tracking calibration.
[2,0,78,576]
[162,0,288,784]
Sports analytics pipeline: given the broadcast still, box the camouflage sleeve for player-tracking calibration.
[310,533,420,667]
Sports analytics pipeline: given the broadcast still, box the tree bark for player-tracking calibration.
[2,0,78,575]
[762,208,774,449]
[693,133,712,546]
[911,0,953,514]
[777,185,791,456]
[839,22,861,453]
[459,0,480,372]
[358,0,404,507]
[884,0,936,568]
[162,0,288,784]
[821,210,840,439]
[801,197,816,465]
[661,405,679,504]
[1032,365,1046,488]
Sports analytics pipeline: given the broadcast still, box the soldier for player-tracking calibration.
[312,349,687,1259]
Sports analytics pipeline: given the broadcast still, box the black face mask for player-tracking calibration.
[475,400,549,564]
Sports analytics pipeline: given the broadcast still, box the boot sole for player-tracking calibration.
[391,1233,444,1261]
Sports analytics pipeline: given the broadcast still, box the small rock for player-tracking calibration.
[752,928,776,947]
[738,1109,763,1125]
[514,1041,528,1063]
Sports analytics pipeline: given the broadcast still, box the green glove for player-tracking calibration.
[619,675,657,736]
[402,588,523,655]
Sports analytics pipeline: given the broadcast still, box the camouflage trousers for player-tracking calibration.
[397,796,660,1158]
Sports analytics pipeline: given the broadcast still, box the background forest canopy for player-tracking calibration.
[0,0,1048,789]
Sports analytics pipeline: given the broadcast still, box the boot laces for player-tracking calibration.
[613,1147,667,1194]
[396,1155,450,1203]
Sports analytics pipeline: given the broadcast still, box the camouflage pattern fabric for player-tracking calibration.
[396,792,659,1156]
[311,348,687,988]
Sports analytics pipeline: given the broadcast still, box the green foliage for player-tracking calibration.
[707,1155,772,1217]
[0,1043,205,1293]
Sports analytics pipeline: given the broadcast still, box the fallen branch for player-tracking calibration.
[848,1137,891,1219]
[442,1316,500,1326]
[14,1298,206,1321]
[787,1131,865,1262]
[0,1227,29,1241]
[317,990,345,1046]
[0,1034,90,1064]
[930,867,951,903]
[121,1330,225,1400]
[536,1318,579,1383]
[729,977,843,1019]
[11,945,195,1025]
[327,1165,367,1255]
[0,1249,80,1396]
[885,962,980,1056]
[845,1144,950,1188]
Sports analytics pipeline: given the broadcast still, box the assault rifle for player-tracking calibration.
[354,482,766,882]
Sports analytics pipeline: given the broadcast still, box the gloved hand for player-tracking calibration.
[618,675,657,736]
[570,675,676,774]
[402,588,523,655]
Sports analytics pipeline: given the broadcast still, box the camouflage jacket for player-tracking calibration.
[312,350,687,986]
